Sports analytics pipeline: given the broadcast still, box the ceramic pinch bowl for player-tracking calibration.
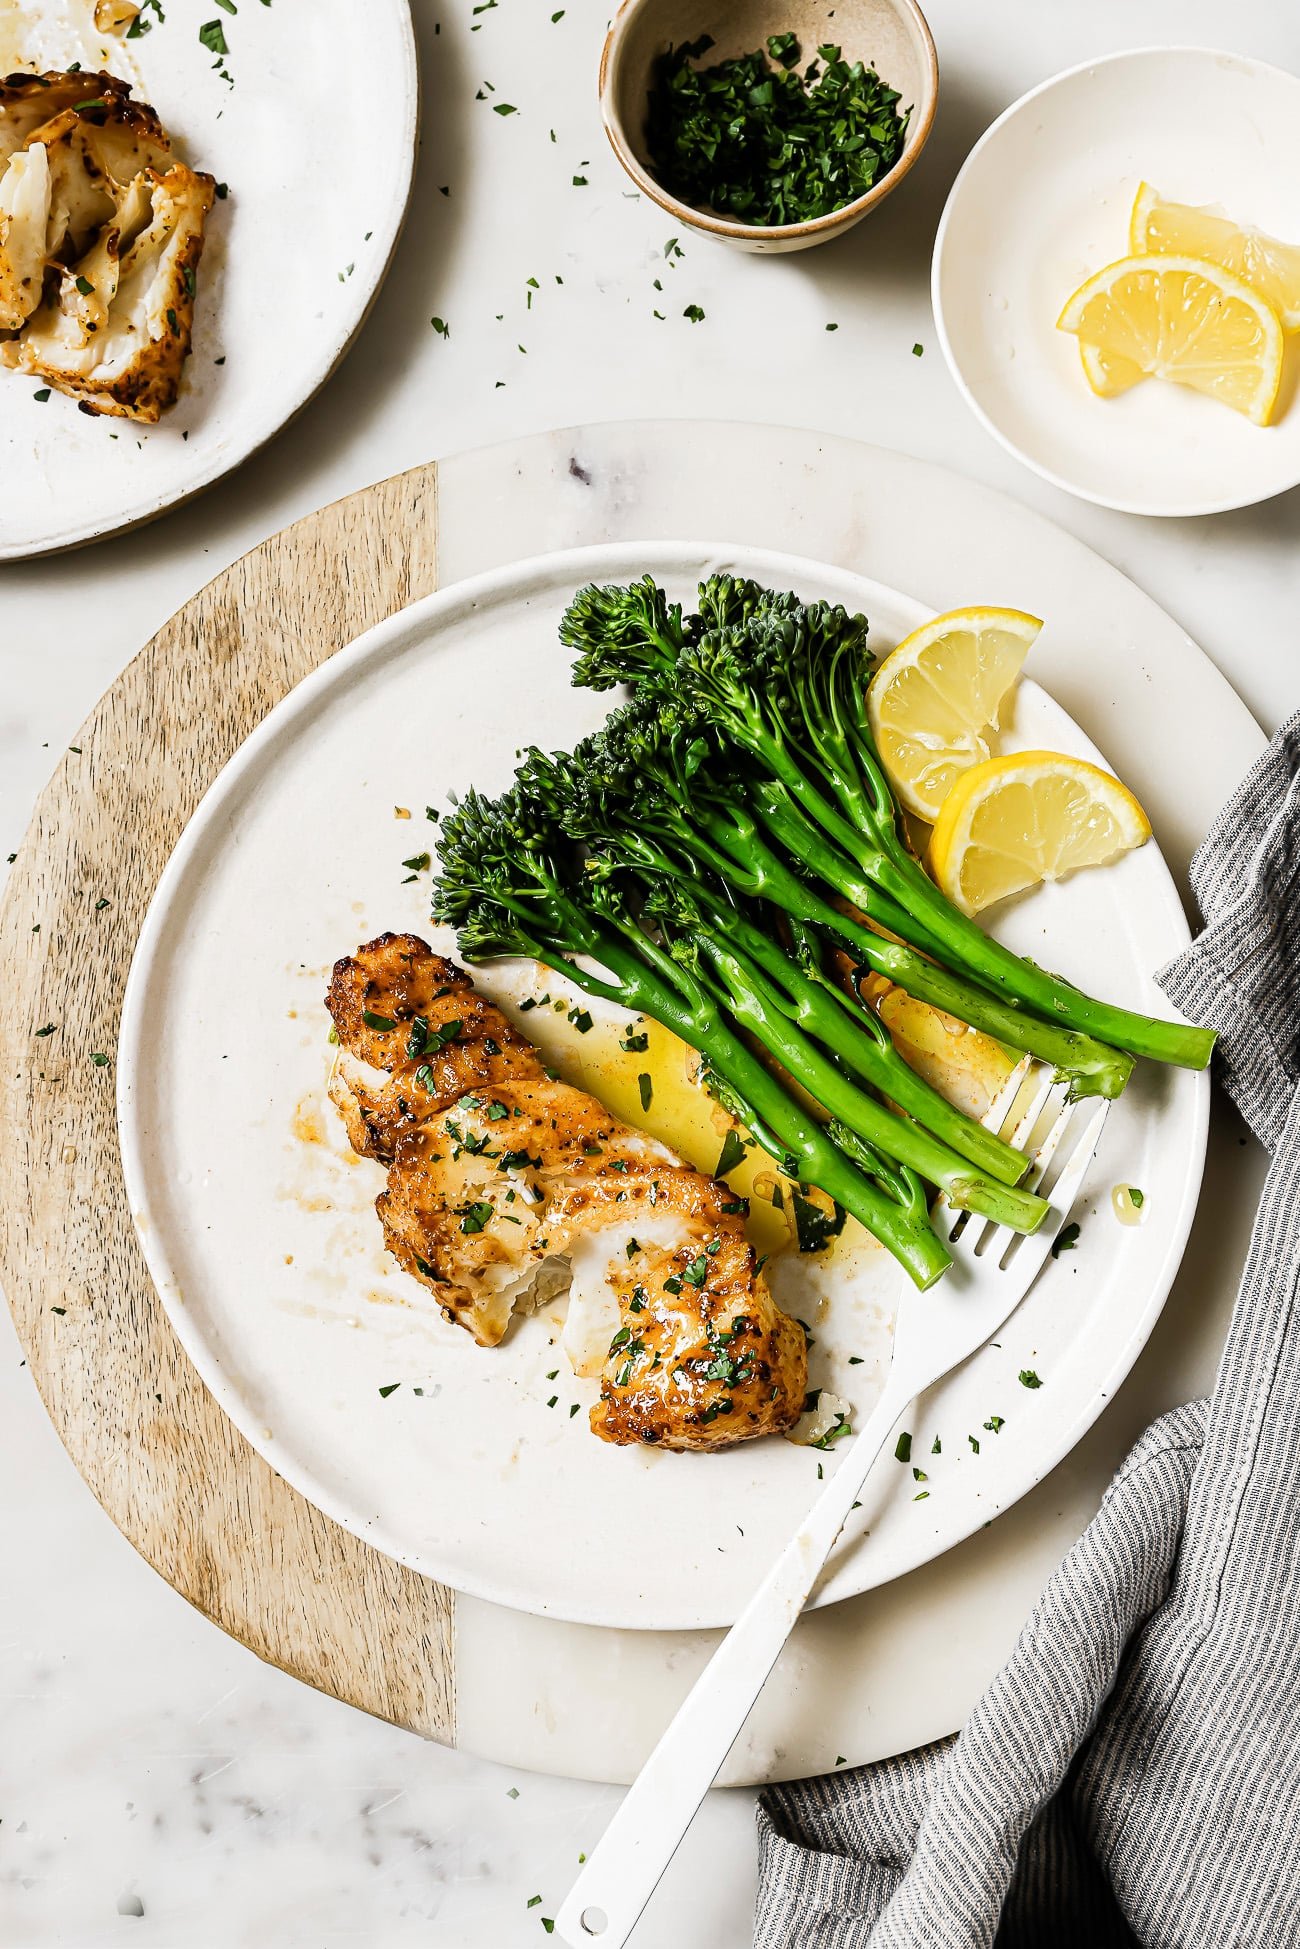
[599,0,937,254]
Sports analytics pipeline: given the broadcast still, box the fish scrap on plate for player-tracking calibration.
[325,933,810,1451]
[0,69,213,419]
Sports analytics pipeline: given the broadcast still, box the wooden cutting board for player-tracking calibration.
[0,464,458,1745]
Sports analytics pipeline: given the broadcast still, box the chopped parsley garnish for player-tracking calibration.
[35,1023,56,1038]
[378,1382,400,1398]
[647,35,908,228]
[362,1010,395,1033]
[402,852,431,872]
[459,1202,494,1234]
[714,1127,747,1178]
[683,1254,710,1287]
[75,274,95,296]
[894,1430,911,1464]
[792,1187,846,1255]
[1129,1186,1145,1208]
[637,1072,653,1112]
[1052,1223,1080,1258]
[1019,1369,1043,1389]
[198,20,228,57]
[568,1007,593,1033]
[620,1027,649,1052]
[683,304,705,323]
[983,1415,1005,1433]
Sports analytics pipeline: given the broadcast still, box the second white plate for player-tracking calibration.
[0,0,416,558]
[118,540,1207,1633]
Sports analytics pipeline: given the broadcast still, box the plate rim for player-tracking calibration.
[0,1,419,562]
[117,536,1209,1630]
[930,43,1300,520]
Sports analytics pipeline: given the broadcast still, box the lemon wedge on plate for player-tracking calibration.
[1131,182,1300,332]
[926,750,1152,918]
[866,606,1042,822]
[1057,254,1284,425]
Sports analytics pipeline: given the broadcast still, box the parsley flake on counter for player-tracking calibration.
[35,1023,57,1037]
[683,303,705,322]
[1019,1369,1043,1389]
[647,34,908,228]
[378,1382,400,1398]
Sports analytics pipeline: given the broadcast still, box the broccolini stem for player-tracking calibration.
[692,892,1030,1188]
[696,784,1136,1098]
[694,939,1048,1235]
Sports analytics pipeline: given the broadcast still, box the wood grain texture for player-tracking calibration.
[0,463,457,1743]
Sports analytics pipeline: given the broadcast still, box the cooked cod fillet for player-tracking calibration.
[0,71,214,417]
[325,934,808,1450]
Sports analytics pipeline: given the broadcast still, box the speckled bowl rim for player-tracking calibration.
[598,0,938,244]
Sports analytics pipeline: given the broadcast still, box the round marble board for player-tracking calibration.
[0,422,1267,1784]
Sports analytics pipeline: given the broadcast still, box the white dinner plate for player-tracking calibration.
[0,0,416,558]
[117,540,1208,1633]
[932,47,1300,517]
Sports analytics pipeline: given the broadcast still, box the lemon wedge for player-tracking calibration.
[866,606,1042,822]
[926,750,1152,917]
[1131,182,1300,333]
[1057,253,1284,425]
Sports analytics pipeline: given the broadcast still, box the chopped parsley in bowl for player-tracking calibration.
[647,33,909,228]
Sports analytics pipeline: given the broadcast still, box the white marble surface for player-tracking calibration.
[3,2,1300,1944]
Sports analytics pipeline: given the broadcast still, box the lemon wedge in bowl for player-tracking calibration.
[866,606,1042,822]
[926,750,1152,918]
[1057,254,1284,425]
[1131,182,1300,332]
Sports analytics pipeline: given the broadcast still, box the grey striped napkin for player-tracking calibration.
[755,713,1300,1949]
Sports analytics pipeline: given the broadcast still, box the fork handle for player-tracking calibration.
[554,1375,912,1949]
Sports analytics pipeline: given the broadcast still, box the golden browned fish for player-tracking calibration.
[325,934,808,1450]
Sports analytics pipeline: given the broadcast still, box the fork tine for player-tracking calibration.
[942,1061,1059,1248]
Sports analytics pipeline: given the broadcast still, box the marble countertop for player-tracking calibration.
[3,3,1299,1944]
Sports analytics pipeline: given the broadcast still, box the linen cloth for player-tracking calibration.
[755,713,1300,1949]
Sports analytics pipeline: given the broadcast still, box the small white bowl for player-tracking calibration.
[932,47,1300,517]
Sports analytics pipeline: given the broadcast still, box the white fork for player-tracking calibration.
[555,1062,1108,1949]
